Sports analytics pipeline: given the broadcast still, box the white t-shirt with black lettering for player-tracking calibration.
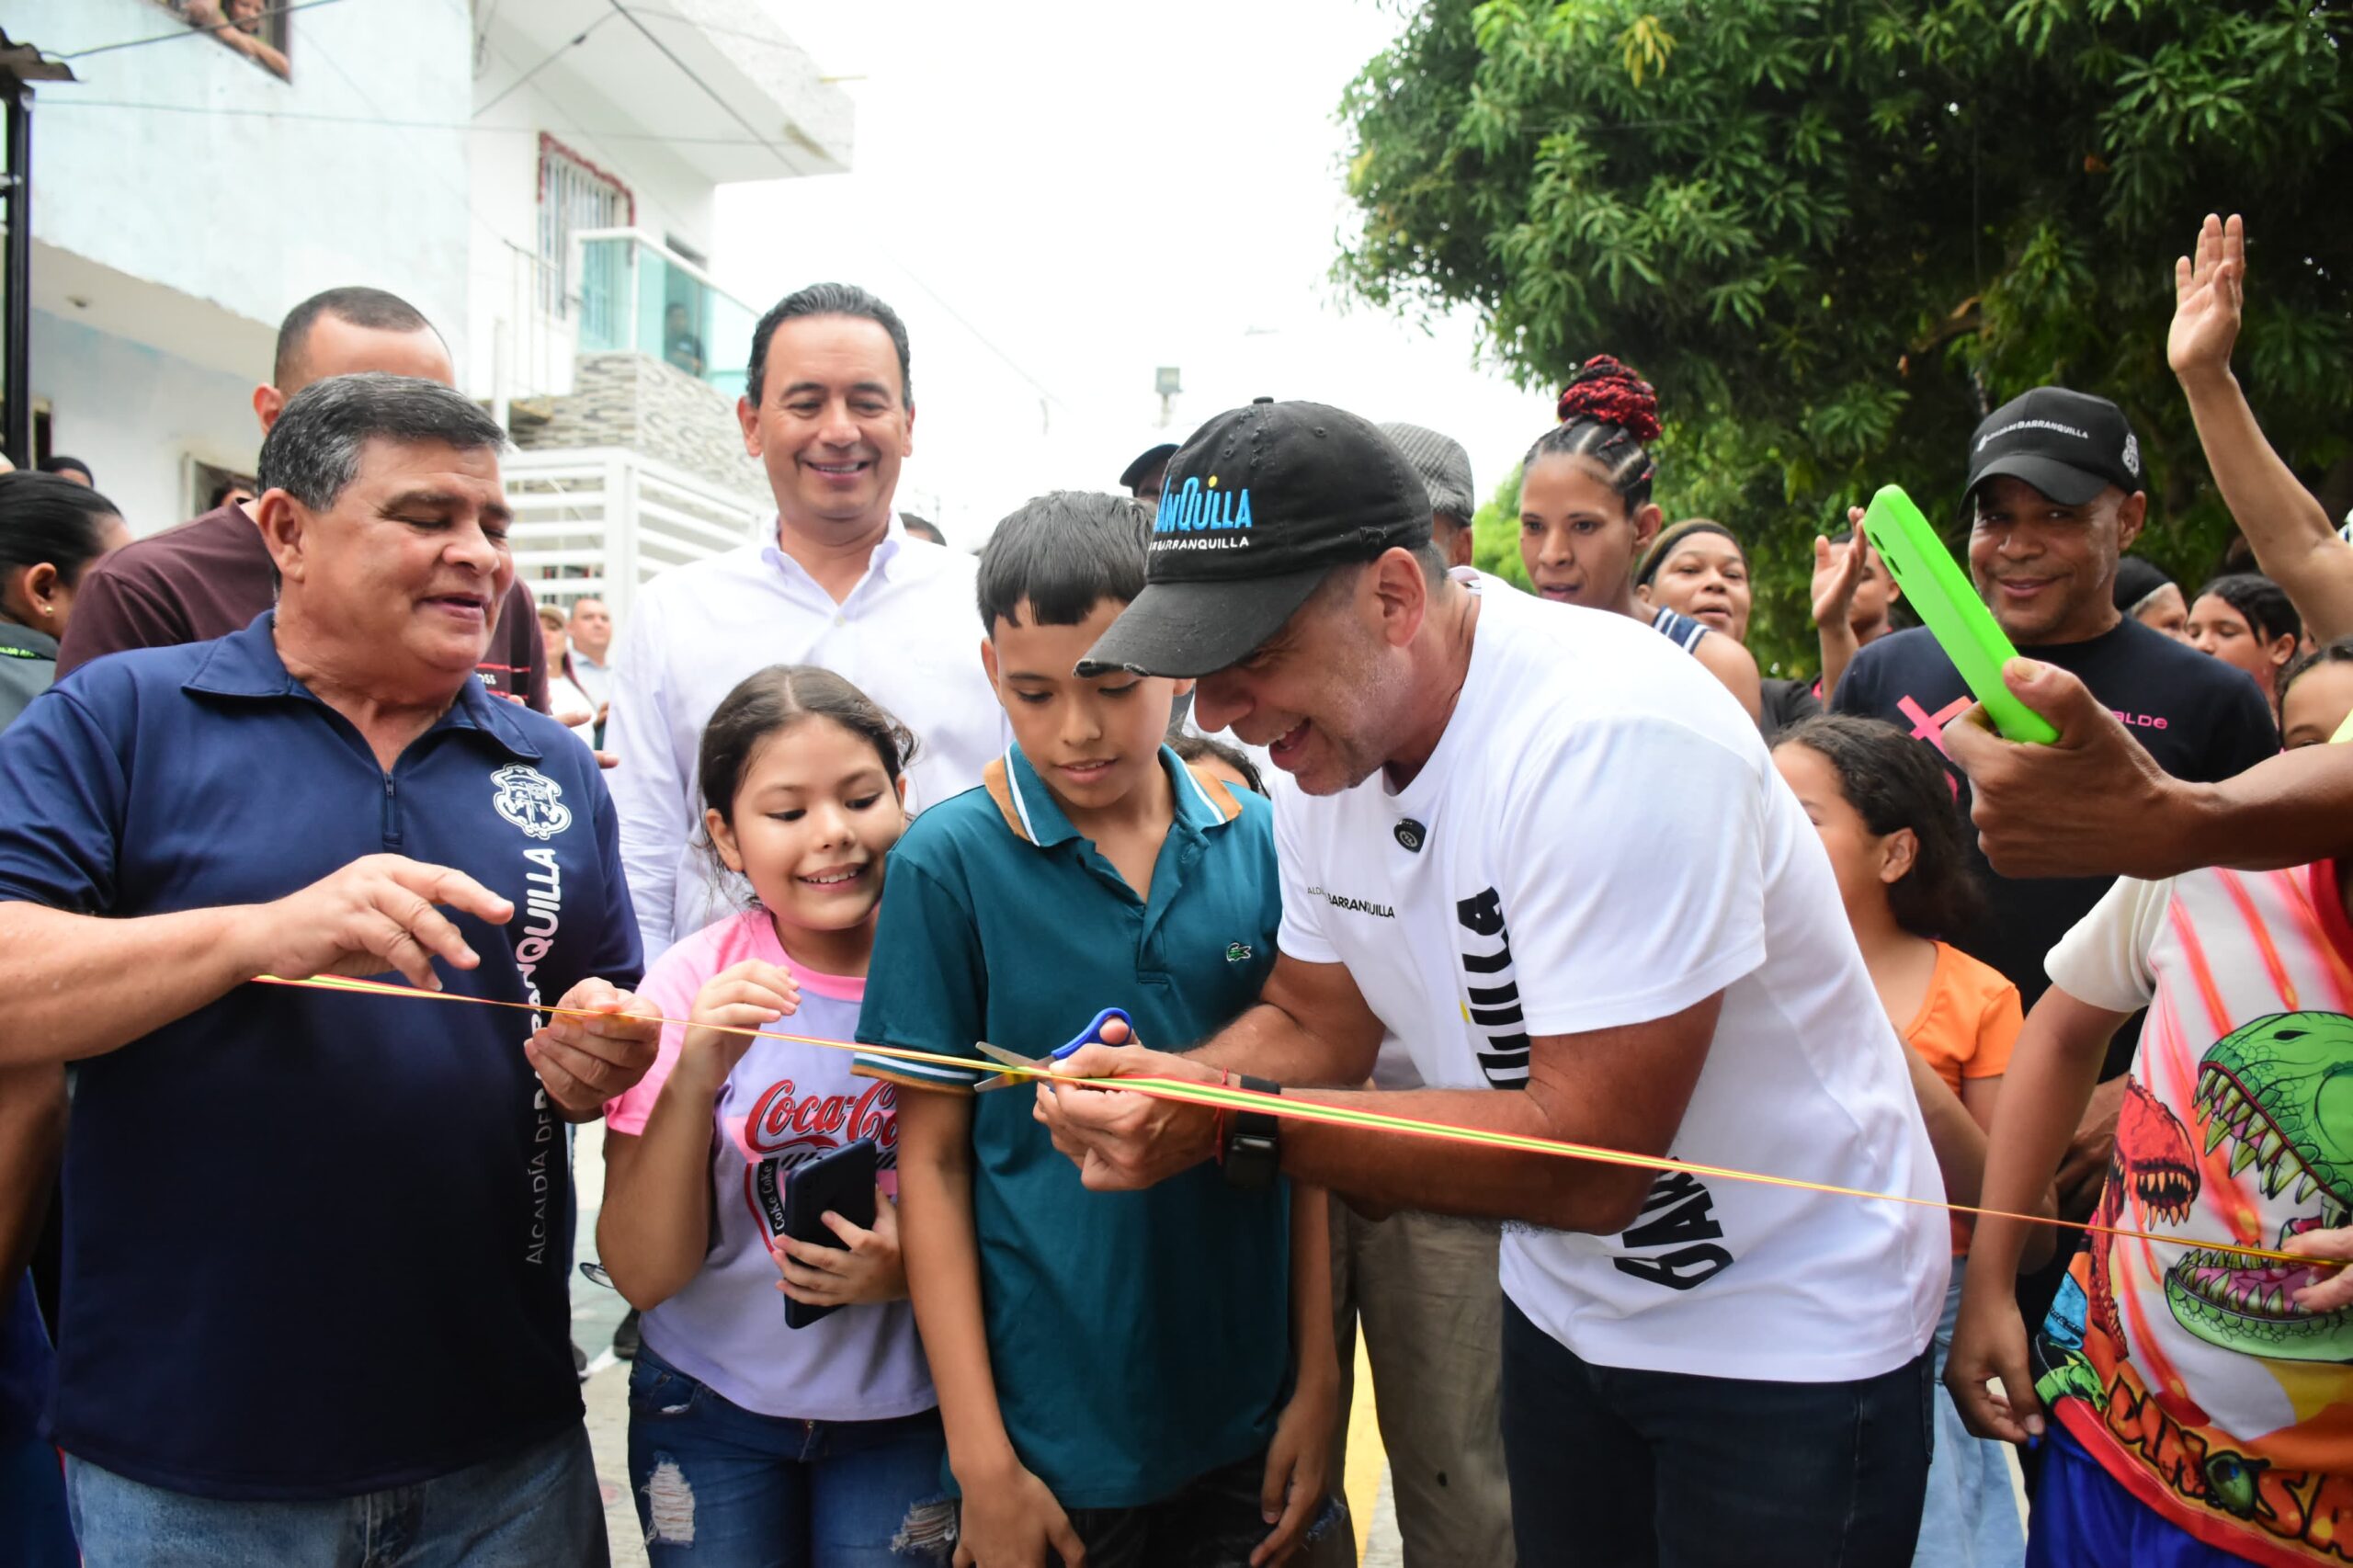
[1271,578,1946,1382]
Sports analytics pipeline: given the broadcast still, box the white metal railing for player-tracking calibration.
[503,446,767,625]
[570,226,758,399]
[492,240,576,421]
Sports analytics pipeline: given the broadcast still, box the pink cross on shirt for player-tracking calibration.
[1897,693,1975,757]
[1896,693,1973,801]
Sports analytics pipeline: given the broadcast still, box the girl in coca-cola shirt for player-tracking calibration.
[599,665,950,1565]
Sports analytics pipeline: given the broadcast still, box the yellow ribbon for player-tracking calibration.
[256,972,2330,1270]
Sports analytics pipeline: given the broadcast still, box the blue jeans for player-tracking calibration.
[626,1344,954,1567]
[63,1422,605,1567]
[1916,1263,2026,1568]
[1501,1295,1933,1567]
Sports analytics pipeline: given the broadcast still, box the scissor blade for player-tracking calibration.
[972,1040,1040,1092]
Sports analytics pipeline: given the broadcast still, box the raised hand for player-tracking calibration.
[1811,509,1871,631]
[2169,213,2245,382]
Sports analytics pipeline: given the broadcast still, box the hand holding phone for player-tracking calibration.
[774,1139,884,1328]
[1859,484,2059,744]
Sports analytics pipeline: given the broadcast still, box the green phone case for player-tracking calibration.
[1858,484,2059,744]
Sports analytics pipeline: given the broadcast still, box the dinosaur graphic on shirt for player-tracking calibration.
[2086,1075,2200,1344]
[2170,1012,2353,1361]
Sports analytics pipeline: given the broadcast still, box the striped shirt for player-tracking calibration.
[1650,603,1711,654]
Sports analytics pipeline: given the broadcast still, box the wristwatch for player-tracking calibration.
[1222,1074,1281,1190]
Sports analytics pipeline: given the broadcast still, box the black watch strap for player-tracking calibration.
[1222,1074,1281,1190]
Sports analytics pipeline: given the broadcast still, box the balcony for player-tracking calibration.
[573,228,758,403]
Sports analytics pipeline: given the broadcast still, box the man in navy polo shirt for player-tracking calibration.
[0,373,659,1565]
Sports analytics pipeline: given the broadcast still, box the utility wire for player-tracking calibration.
[60,0,352,60]
[43,98,792,145]
[603,1,794,176]
[474,11,616,119]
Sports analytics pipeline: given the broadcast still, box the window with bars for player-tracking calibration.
[537,135,633,319]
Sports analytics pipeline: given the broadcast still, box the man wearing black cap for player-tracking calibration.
[1120,442,1178,502]
[1833,388,2276,1325]
[1035,400,1949,1566]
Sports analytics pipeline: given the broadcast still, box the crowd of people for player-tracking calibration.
[0,208,2350,1568]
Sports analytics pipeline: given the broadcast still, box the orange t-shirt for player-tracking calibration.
[1902,940,2022,1253]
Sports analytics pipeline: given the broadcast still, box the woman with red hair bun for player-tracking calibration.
[1517,356,1762,721]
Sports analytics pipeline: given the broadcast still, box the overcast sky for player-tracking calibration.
[711,0,1546,548]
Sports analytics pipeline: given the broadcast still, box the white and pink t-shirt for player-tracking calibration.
[605,909,934,1422]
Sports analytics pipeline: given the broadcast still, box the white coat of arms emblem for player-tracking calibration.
[490,765,573,841]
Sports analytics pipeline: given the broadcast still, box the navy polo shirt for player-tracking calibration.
[0,615,641,1499]
[854,744,1290,1509]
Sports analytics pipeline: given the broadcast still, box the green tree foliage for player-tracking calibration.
[1471,465,1532,587]
[1339,0,2353,671]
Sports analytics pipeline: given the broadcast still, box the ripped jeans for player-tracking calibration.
[627,1345,954,1567]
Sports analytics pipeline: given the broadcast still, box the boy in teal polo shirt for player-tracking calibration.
[854,491,1337,1568]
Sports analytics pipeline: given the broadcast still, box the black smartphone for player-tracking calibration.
[779,1138,879,1330]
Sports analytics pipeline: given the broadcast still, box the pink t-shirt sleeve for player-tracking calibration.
[603,930,714,1135]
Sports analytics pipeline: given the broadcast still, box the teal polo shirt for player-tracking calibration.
[855,744,1289,1509]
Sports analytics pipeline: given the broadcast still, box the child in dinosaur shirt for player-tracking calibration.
[1949,858,2353,1566]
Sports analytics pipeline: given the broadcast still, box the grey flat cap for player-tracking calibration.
[1379,422,1475,523]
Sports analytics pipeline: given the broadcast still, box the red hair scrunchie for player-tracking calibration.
[1555,354,1662,444]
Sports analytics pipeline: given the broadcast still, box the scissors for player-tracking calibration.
[973,1006,1131,1093]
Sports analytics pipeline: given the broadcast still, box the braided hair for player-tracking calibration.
[2195,573,2301,649]
[1524,355,1660,511]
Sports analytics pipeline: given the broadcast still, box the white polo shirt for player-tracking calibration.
[1270,577,1945,1382]
[608,518,1007,960]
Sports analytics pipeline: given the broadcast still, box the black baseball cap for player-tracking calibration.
[1119,442,1178,494]
[1078,399,1429,679]
[1965,387,2144,508]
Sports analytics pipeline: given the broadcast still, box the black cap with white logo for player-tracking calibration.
[1964,387,2144,508]
[1077,400,1429,679]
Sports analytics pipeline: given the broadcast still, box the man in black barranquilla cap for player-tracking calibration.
[1828,385,2278,1371]
[1045,398,1953,1566]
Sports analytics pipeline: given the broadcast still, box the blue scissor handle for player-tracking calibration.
[1048,1006,1131,1062]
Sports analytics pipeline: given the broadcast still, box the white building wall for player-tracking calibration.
[20,0,475,365]
[465,55,721,403]
[31,310,261,537]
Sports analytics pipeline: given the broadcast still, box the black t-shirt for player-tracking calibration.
[1834,619,2277,1072]
[1759,676,1822,744]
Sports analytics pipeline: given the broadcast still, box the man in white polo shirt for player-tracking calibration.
[606,283,1006,960]
[1037,401,1947,1568]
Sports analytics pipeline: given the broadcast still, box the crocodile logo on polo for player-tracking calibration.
[2170,1012,2353,1361]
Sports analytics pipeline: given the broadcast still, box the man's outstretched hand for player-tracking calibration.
[1942,658,2192,881]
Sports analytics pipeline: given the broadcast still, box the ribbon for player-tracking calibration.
[256,972,2331,1269]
